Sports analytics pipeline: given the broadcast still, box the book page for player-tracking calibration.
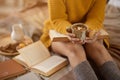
[18,41,51,67]
[32,55,68,76]
[98,29,109,39]
[40,65,72,80]
[13,55,28,67]
[49,30,70,42]
[99,29,109,36]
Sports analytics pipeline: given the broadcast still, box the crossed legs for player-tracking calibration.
[51,41,120,80]
[51,41,98,80]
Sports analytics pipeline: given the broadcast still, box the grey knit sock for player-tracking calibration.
[100,61,120,80]
[73,61,98,80]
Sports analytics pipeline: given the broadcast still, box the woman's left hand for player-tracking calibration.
[85,31,100,43]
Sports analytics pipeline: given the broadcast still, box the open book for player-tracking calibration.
[49,30,70,42]
[49,29,109,42]
[13,41,68,76]
[97,29,109,39]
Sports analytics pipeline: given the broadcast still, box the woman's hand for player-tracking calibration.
[85,31,100,43]
[67,33,86,44]
[66,26,86,44]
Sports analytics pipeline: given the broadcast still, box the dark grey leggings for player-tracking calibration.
[73,61,98,80]
[100,61,120,80]
[73,61,120,80]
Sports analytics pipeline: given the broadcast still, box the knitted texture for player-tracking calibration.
[73,61,98,80]
[40,0,107,48]
[100,61,120,80]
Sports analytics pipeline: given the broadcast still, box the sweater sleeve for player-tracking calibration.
[85,0,106,31]
[48,0,72,34]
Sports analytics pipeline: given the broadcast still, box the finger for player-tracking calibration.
[70,38,84,44]
[71,38,80,42]
[85,39,92,43]
[73,40,85,44]
[85,37,97,43]
[67,33,76,38]
[95,30,101,37]
[85,37,92,40]
[76,39,86,44]
[92,31,100,41]
[81,40,86,44]
[85,38,95,43]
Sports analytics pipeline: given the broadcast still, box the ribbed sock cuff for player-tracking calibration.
[100,61,120,80]
[73,61,98,80]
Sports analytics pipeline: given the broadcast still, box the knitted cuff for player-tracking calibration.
[73,61,98,80]
[100,61,120,80]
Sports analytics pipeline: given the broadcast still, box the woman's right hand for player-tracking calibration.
[67,33,85,44]
[66,27,85,44]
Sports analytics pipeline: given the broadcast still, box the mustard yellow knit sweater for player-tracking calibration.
[40,0,108,48]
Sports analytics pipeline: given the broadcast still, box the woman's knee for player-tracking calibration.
[84,41,113,66]
[51,42,87,67]
[51,42,86,58]
[65,44,87,67]
[84,41,105,60]
[85,41,105,54]
[65,43,86,57]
